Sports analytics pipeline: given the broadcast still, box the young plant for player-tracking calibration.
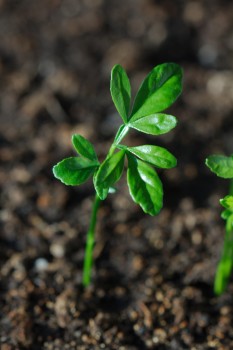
[206,155,233,295]
[53,63,183,286]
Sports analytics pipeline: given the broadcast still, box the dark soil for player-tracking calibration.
[1,0,233,349]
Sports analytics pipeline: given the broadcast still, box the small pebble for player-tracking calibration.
[34,258,49,272]
[50,243,65,258]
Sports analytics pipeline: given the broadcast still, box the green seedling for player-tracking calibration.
[53,63,183,286]
[206,155,233,295]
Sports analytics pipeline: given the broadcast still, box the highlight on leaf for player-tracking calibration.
[128,113,177,135]
[126,145,177,169]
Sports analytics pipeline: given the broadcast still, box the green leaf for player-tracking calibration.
[110,64,131,123]
[129,63,183,122]
[129,113,177,135]
[206,155,233,179]
[53,157,98,186]
[127,145,177,169]
[220,195,233,220]
[220,195,233,210]
[94,150,125,200]
[127,154,163,215]
[221,210,231,220]
[72,134,98,161]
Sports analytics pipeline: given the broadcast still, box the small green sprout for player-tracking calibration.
[53,63,183,286]
[206,154,233,295]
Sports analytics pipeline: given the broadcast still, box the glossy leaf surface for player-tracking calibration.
[110,64,131,123]
[129,63,182,122]
[127,154,163,215]
[206,155,233,179]
[129,113,177,135]
[72,134,98,161]
[53,157,98,186]
[127,145,177,168]
[94,150,125,200]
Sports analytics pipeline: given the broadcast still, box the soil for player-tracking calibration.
[1,0,233,349]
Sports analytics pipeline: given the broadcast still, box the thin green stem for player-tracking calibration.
[108,124,129,157]
[82,124,129,287]
[214,216,233,295]
[82,194,102,286]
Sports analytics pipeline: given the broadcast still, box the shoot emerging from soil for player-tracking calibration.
[206,155,233,295]
[53,63,183,286]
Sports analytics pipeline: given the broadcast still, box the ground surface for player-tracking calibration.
[0,0,233,349]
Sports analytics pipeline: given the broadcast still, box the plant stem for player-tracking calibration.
[82,193,102,286]
[82,124,129,287]
[108,124,129,157]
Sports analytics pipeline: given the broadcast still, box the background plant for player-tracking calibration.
[53,63,183,286]
[206,155,233,295]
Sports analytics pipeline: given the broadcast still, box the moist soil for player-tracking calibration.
[1,0,233,349]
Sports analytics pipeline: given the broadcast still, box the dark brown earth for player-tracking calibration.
[1,0,233,349]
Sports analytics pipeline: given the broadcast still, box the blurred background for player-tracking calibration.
[1,0,233,349]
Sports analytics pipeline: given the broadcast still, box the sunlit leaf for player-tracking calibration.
[129,113,177,135]
[127,145,177,168]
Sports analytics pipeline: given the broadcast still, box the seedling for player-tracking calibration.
[53,63,183,286]
[206,155,233,295]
